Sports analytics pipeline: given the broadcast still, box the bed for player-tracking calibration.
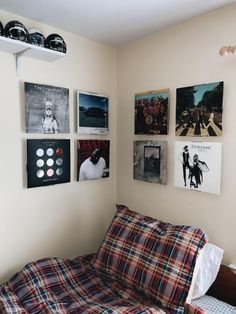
[0,205,235,314]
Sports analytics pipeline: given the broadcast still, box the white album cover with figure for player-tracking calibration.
[175,141,222,194]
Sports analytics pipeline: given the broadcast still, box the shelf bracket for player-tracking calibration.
[14,47,31,76]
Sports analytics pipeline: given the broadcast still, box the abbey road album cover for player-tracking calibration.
[175,81,223,136]
[174,141,222,194]
[133,140,167,184]
[135,89,169,135]
[27,139,70,188]
[25,82,69,134]
[77,91,109,134]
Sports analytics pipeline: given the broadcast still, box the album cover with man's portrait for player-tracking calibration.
[27,139,70,188]
[25,82,69,134]
[176,81,223,136]
[77,140,110,181]
[77,91,109,134]
[133,140,167,184]
[174,141,222,194]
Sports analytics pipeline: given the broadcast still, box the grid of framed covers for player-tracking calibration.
[134,81,224,195]
[25,82,110,188]
[24,80,223,193]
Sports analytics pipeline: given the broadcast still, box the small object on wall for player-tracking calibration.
[219,45,236,56]
[25,82,69,134]
[174,141,222,194]
[133,140,167,185]
[27,139,70,188]
[134,89,169,135]
[77,140,110,181]
[77,91,109,134]
[219,46,231,56]
[230,45,236,55]
[175,81,224,137]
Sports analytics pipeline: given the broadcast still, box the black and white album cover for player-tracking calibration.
[133,140,167,184]
[25,82,69,134]
[77,91,109,134]
[27,139,70,188]
[176,81,223,136]
[175,141,222,194]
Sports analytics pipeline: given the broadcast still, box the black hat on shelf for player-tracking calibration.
[45,33,66,53]
[0,21,4,36]
[28,28,45,47]
[4,20,28,41]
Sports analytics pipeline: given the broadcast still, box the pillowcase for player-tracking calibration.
[186,242,204,303]
[190,243,224,300]
[93,204,208,314]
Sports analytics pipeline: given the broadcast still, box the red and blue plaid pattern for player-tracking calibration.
[0,254,204,314]
[0,205,206,314]
[93,205,208,314]
[0,255,162,314]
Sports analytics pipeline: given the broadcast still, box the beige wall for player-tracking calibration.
[117,5,236,265]
[0,10,117,283]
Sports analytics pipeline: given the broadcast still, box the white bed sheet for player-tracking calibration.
[192,295,236,314]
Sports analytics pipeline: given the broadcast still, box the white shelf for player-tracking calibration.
[0,36,65,62]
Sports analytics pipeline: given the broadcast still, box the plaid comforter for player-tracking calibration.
[0,254,204,314]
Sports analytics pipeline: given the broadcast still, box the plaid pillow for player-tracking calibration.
[93,205,208,314]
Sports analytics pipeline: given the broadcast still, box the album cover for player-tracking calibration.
[176,81,223,136]
[27,139,70,188]
[133,140,167,184]
[77,140,110,181]
[25,82,69,134]
[174,141,222,194]
[135,89,169,135]
[77,91,109,134]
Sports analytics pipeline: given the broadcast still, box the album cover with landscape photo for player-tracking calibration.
[77,91,109,134]
[176,81,223,136]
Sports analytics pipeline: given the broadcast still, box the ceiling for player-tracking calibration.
[0,0,235,46]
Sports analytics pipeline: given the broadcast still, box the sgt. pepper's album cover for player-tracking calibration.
[135,89,169,135]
